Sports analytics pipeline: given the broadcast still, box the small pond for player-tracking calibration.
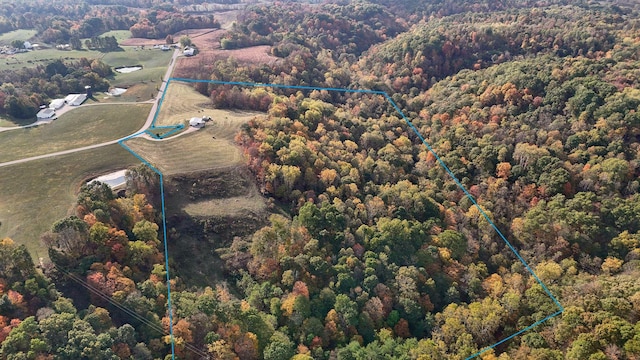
[115,65,142,73]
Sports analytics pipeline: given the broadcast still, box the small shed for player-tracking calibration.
[189,117,205,128]
[37,108,55,119]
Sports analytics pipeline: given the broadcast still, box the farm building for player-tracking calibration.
[65,93,87,106]
[189,117,205,128]
[183,47,195,56]
[36,108,55,119]
[49,99,65,109]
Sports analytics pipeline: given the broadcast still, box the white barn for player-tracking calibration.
[36,108,55,119]
[65,93,87,106]
[49,99,65,109]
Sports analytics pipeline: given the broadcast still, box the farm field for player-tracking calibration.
[0,113,34,127]
[0,103,150,163]
[0,45,172,80]
[100,30,133,43]
[125,107,264,174]
[0,144,140,259]
[0,47,103,71]
[0,29,37,45]
[172,29,280,77]
[154,81,212,127]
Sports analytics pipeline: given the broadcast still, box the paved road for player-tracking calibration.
[0,49,181,169]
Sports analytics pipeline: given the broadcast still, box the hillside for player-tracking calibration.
[2,1,640,359]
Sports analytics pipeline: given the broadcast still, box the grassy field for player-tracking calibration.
[0,29,37,45]
[126,108,264,175]
[154,82,212,127]
[1,48,103,71]
[0,144,141,260]
[0,113,34,127]
[94,48,172,102]
[0,103,150,163]
[0,46,172,82]
[101,30,133,43]
[97,83,159,103]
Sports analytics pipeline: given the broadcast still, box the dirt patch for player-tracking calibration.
[166,166,258,202]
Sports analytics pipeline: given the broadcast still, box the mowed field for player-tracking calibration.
[105,47,173,87]
[0,45,172,81]
[100,30,133,43]
[0,144,141,259]
[126,108,264,175]
[154,82,211,127]
[1,48,103,71]
[0,103,150,163]
[0,113,33,127]
[97,48,173,103]
[0,29,37,45]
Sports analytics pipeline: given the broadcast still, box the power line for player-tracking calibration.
[54,264,210,359]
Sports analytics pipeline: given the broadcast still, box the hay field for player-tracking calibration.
[126,107,264,175]
[0,144,140,259]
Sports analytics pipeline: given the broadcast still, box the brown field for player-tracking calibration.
[173,28,280,77]
[121,28,220,47]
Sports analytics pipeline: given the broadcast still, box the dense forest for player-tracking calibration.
[0,0,219,42]
[3,0,640,359]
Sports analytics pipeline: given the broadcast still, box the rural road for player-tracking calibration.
[0,48,181,169]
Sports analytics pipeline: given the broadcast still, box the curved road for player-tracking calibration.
[0,49,181,169]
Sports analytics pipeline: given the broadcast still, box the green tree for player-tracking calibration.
[179,36,192,48]
[263,331,294,360]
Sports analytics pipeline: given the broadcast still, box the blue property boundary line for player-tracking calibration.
[118,78,564,359]
[118,131,176,358]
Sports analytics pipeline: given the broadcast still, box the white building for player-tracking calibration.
[65,93,87,106]
[183,47,195,56]
[49,99,65,109]
[36,108,55,119]
[189,117,205,128]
